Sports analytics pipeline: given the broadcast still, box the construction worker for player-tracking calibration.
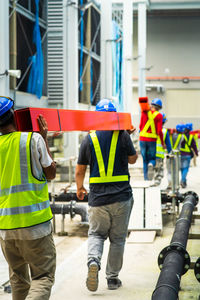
[189,124,199,166]
[180,123,198,188]
[153,113,172,186]
[75,99,138,292]
[139,98,164,181]
[0,97,56,300]
[166,124,184,190]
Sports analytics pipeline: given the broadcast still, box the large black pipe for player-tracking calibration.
[152,191,199,300]
[50,203,88,223]
[49,192,88,202]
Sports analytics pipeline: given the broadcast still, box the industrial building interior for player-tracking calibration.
[1,0,200,299]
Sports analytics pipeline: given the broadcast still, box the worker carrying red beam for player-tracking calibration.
[75,99,138,292]
[139,97,164,181]
[0,97,56,300]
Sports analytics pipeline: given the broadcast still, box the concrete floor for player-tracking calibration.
[1,156,200,299]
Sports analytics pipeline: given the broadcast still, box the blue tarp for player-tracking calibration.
[27,0,43,99]
[79,0,84,91]
[112,21,123,112]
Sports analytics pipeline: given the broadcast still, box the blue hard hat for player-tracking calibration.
[177,124,186,133]
[0,97,14,117]
[185,123,193,131]
[176,124,182,132]
[151,98,162,108]
[95,99,117,112]
[161,112,167,123]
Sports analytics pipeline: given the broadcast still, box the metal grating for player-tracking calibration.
[47,0,64,105]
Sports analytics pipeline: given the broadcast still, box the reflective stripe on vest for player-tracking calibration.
[0,132,52,229]
[89,131,128,183]
[180,134,193,153]
[139,110,159,139]
[172,134,182,150]
[156,128,168,159]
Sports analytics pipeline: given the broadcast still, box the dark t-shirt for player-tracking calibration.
[77,130,136,207]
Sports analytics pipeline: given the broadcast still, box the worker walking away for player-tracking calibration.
[139,97,164,181]
[0,97,56,300]
[166,124,184,191]
[153,113,172,186]
[75,99,138,292]
[180,123,198,188]
[189,123,199,166]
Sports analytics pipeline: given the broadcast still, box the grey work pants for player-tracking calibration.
[88,197,133,279]
[0,233,56,300]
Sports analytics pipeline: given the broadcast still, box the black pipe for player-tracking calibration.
[50,203,88,223]
[161,191,186,204]
[194,257,200,282]
[49,192,88,202]
[152,191,199,300]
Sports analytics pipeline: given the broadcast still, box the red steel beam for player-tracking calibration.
[14,108,133,132]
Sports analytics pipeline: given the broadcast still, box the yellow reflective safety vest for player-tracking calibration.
[139,110,159,139]
[0,132,52,229]
[180,134,193,153]
[156,128,168,159]
[170,133,182,150]
[89,131,129,183]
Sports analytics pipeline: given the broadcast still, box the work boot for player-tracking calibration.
[107,278,122,290]
[181,181,187,188]
[147,163,154,180]
[86,261,99,292]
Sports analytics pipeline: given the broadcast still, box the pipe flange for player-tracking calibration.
[70,200,76,219]
[184,191,199,206]
[194,257,200,282]
[158,244,190,275]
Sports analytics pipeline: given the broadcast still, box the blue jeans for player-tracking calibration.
[180,155,191,184]
[87,197,133,279]
[140,141,157,180]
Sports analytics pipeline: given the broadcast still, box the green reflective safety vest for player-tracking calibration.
[180,134,193,153]
[170,133,182,150]
[156,128,168,159]
[139,110,159,139]
[0,132,52,229]
[89,131,129,183]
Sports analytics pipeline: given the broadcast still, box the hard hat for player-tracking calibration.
[161,112,167,123]
[176,124,182,132]
[180,124,186,133]
[95,99,117,112]
[151,98,162,108]
[185,123,193,131]
[0,96,14,126]
[0,97,14,117]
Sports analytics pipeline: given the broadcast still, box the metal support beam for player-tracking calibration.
[101,0,112,99]
[0,0,9,96]
[138,0,148,97]
[123,0,133,112]
[64,0,79,158]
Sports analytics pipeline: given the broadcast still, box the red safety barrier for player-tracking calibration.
[14,107,133,132]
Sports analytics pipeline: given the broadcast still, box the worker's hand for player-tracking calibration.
[37,114,48,140]
[127,126,136,135]
[76,186,88,200]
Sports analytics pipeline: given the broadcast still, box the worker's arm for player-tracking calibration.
[128,153,138,164]
[156,114,164,146]
[37,114,56,180]
[165,131,172,153]
[75,164,88,200]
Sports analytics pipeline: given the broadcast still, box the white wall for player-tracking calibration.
[131,14,200,130]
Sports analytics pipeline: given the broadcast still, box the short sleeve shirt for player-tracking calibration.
[78,130,136,206]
